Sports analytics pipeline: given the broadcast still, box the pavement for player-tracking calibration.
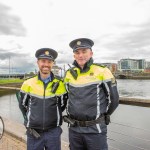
[0,117,69,150]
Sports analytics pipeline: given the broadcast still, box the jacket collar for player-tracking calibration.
[37,72,55,82]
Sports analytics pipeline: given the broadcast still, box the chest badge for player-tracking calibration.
[89,72,94,76]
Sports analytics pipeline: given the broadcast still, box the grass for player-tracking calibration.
[0,78,24,84]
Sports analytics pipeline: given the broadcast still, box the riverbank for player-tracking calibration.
[0,83,22,96]
[0,80,23,96]
[116,76,150,79]
[0,78,23,84]
[119,97,150,107]
[115,73,150,79]
[0,82,22,88]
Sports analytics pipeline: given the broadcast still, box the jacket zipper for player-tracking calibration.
[43,83,46,130]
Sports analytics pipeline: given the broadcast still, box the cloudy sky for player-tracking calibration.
[0,0,150,74]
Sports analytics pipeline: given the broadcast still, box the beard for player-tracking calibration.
[40,67,51,74]
[41,71,49,74]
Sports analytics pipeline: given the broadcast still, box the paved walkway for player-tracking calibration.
[0,134,69,150]
[0,133,26,150]
[0,117,69,150]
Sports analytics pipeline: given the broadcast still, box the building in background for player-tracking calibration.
[118,59,145,72]
[101,63,118,74]
[145,61,150,73]
[52,62,66,77]
[52,62,61,76]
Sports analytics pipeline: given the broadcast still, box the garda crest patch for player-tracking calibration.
[77,41,81,45]
[45,51,49,55]
[89,72,94,76]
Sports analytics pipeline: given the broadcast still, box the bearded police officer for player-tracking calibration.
[18,48,68,150]
[64,38,119,150]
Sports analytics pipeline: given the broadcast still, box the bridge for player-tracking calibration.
[0,74,25,79]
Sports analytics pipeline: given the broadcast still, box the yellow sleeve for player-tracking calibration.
[103,67,114,82]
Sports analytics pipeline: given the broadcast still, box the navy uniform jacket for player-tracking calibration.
[19,73,68,130]
[64,58,119,134]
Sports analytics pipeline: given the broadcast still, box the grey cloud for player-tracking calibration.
[0,62,36,73]
[11,57,36,73]
[57,58,73,64]
[98,21,150,61]
[57,51,73,64]
[106,21,150,50]
[0,49,6,53]
[0,3,26,36]
[93,34,113,44]
[94,54,120,63]
[0,51,36,73]
[48,1,54,6]
[54,34,67,42]
[8,39,23,49]
[0,50,28,60]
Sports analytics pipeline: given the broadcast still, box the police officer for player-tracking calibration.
[18,48,68,150]
[64,38,119,150]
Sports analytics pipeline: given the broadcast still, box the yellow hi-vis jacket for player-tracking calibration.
[19,73,68,130]
[64,59,119,133]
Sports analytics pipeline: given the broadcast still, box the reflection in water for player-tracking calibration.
[0,94,23,123]
[0,89,17,97]
[117,79,150,99]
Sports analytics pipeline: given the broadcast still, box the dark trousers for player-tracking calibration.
[27,127,62,150]
[69,129,108,150]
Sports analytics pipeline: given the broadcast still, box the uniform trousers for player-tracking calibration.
[69,128,108,150]
[27,127,62,150]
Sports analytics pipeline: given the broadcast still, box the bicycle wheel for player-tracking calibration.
[0,116,4,139]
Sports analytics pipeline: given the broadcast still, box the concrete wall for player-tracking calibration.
[119,97,150,107]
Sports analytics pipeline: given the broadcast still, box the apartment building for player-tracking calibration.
[118,59,145,72]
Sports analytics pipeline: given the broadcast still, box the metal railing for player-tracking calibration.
[0,116,4,140]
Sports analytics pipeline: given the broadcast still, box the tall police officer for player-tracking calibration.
[18,48,68,150]
[64,38,119,150]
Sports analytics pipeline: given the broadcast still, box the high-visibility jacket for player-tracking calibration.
[19,73,68,130]
[64,58,119,133]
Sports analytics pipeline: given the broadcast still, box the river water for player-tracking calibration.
[117,79,150,99]
[0,79,150,149]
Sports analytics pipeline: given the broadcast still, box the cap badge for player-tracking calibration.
[45,51,49,55]
[77,41,81,45]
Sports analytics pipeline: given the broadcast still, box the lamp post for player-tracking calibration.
[60,68,62,78]
[8,56,10,79]
[59,64,66,78]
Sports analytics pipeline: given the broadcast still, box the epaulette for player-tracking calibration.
[65,66,78,80]
[93,63,106,68]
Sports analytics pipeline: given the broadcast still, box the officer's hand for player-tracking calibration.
[104,114,110,125]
